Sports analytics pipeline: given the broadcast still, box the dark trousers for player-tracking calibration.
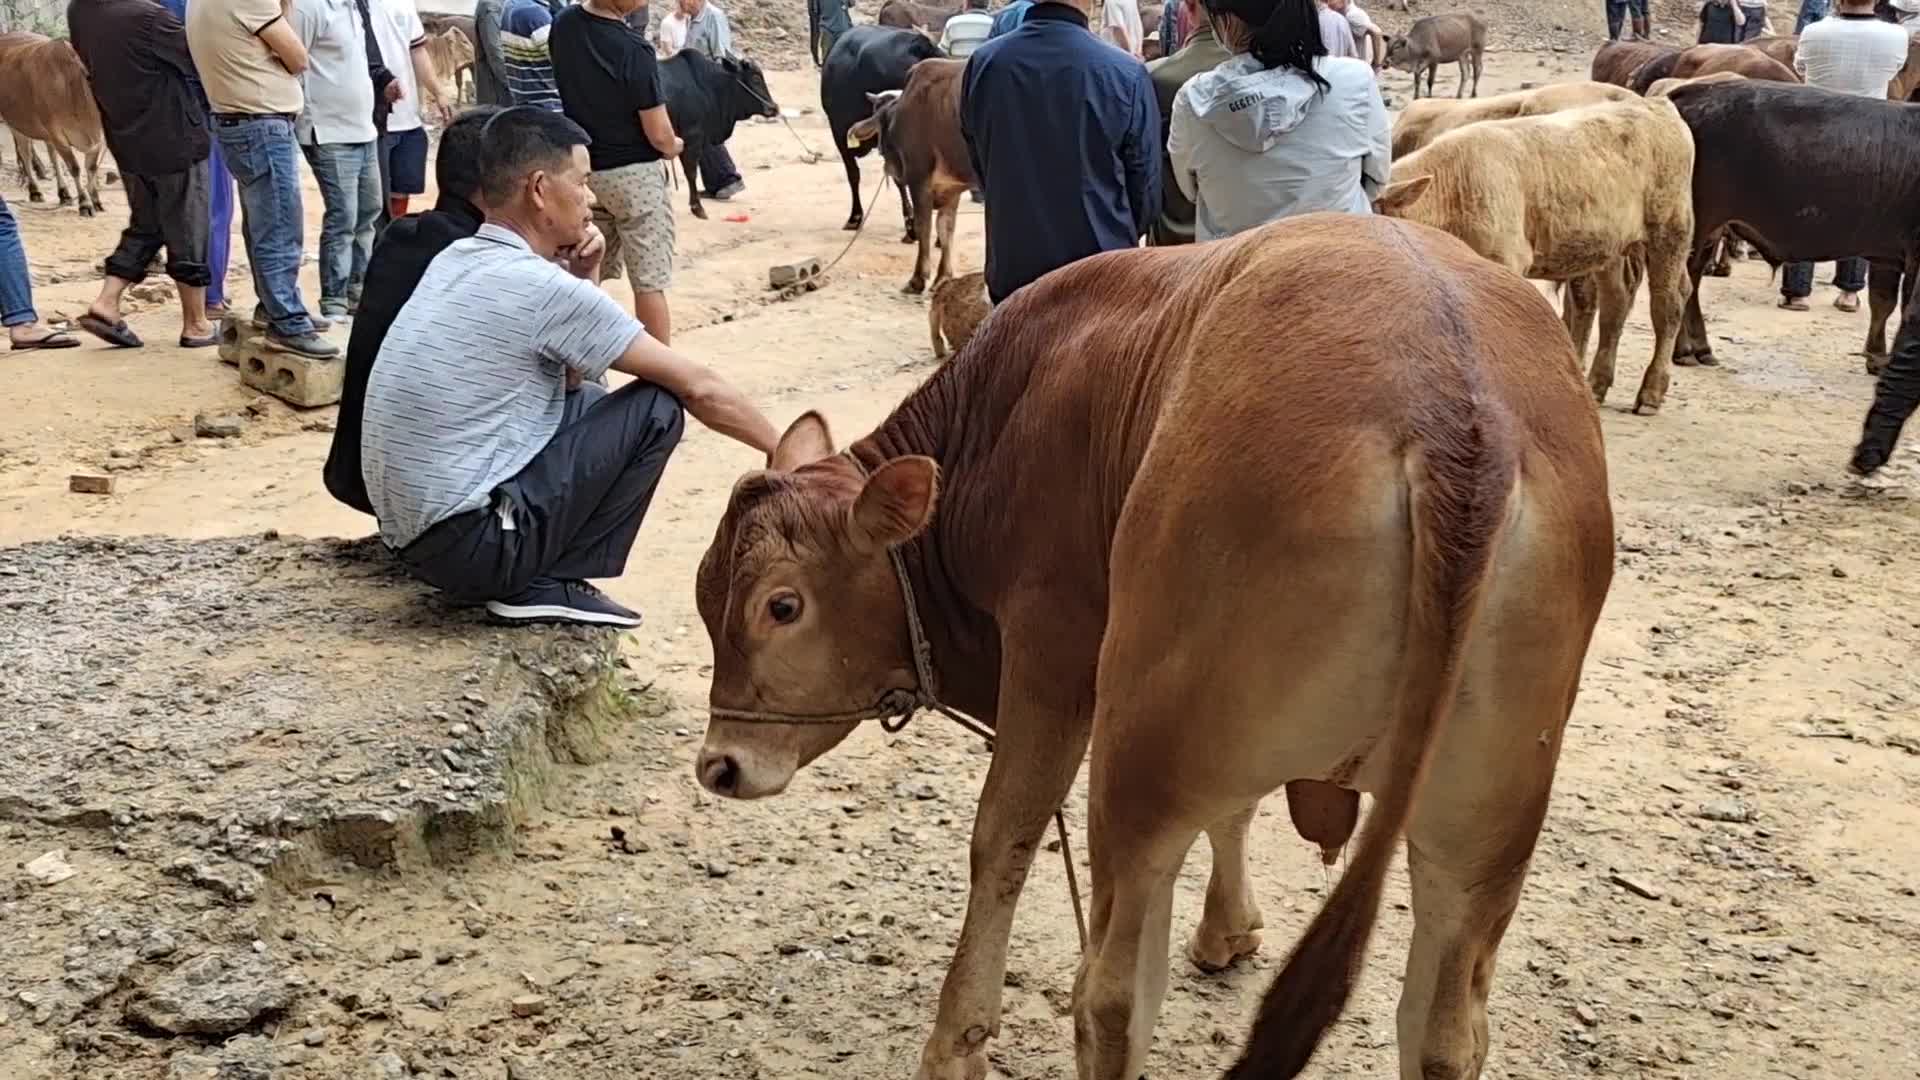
[1784,258,1868,299]
[399,379,686,602]
[698,142,742,195]
[107,162,214,287]
[1607,0,1647,38]
[1699,3,1766,43]
[1855,296,1920,474]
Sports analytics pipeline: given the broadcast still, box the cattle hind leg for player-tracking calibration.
[1187,802,1267,972]
[904,179,936,293]
[48,139,83,215]
[899,179,917,245]
[680,149,706,220]
[839,147,865,231]
[80,144,105,215]
[1866,261,1902,375]
[1583,258,1639,408]
[932,197,959,289]
[1630,238,1687,415]
[14,134,45,204]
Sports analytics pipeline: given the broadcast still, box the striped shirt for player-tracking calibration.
[502,0,563,111]
[361,224,643,548]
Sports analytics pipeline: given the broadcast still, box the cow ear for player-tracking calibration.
[1372,175,1433,217]
[866,91,886,108]
[850,457,939,552]
[770,412,836,471]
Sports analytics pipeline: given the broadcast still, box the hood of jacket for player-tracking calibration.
[1178,53,1330,154]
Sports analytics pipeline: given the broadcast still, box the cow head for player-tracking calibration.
[849,90,905,179]
[720,56,781,121]
[1370,174,1433,219]
[1382,35,1414,71]
[694,413,940,800]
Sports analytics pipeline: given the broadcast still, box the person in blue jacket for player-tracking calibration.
[961,0,1160,304]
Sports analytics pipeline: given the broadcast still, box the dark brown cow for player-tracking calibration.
[1591,39,1677,87]
[1628,43,1800,93]
[692,212,1614,1080]
[0,33,106,215]
[876,0,961,31]
[848,58,976,294]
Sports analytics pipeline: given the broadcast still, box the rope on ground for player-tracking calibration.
[817,169,891,278]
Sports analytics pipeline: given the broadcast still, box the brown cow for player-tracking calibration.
[927,269,988,358]
[1746,33,1798,69]
[1391,81,1638,158]
[848,59,976,293]
[1628,43,1800,93]
[876,0,962,32]
[422,27,476,107]
[1591,39,1677,87]
[0,33,106,215]
[1374,97,1697,414]
[1383,13,1487,99]
[693,212,1614,1080]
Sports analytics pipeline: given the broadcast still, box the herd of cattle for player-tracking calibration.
[824,23,1920,417]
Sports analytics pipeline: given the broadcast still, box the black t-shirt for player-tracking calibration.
[549,5,666,170]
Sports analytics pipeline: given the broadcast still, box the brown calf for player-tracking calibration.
[876,0,962,31]
[848,58,975,293]
[1384,14,1487,99]
[0,33,106,216]
[1391,81,1638,159]
[927,270,988,359]
[694,213,1613,1080]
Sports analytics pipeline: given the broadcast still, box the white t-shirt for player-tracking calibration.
[1796,14,1910,98]
[940,10,992,57]
[1317,4,1360,60]
[1103,0,1143,55]
[368,0,427,132]
[1344,2,1378,64]
[657,10,688,55]
[291,0,378,145]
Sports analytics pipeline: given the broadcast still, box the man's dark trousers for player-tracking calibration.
[399,379,686,602]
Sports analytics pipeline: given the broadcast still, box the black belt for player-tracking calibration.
[212,112,297,126]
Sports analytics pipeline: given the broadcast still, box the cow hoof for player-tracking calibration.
[1866,353,1890,377]
[903,278,926,295]
[690,206,708,220]
[1589,385,1611,406]
[1694,352,1719,367]
[1188,927,1263,973]
[842,217,861,232]
[1672,352,1699,368]
[27,191,42,203]
[901,232,916,245]
[78,205,94,219]
[1633,400,1662,416]
[1709,264,1732,278]
[57,195,72,207]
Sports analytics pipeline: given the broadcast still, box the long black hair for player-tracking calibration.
[1201,0,1329,88]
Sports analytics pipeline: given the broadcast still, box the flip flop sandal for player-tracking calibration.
[77,313,144,348]
[1778,298,1810,312]
[1834,295,1861,314]
[179,333,221,349]
[8,331,80,351]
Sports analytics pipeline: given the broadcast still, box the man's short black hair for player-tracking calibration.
[437,106,500,202]
[475,106,593,207]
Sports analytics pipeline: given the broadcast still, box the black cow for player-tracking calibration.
[821,26,941,237]
[1664,80,1920,370]
[659,51,779,220]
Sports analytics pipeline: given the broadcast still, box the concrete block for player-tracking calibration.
[239,349,345,408]
[216,313,253,367]
[69,473,114,495]
[769,257,821,289]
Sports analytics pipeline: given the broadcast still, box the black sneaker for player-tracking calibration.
[708,180,745,200]
[485,579,642,628]
[266,331,340,359]
[252,305,332,334]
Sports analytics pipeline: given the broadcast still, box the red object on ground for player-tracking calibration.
[724,214,750,224]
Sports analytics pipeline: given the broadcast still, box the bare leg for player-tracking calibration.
[634,290,672,346]
[88,275,133,324]
[179,285,212,341]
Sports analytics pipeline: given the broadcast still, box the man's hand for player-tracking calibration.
[669,136,686,158]
[385,81,405,103]
[566,367,584,390]
[561,224,607,281]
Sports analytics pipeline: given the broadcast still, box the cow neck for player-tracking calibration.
[848,373,1005,728]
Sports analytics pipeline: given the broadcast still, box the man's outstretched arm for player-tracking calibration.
[609,334,780,456]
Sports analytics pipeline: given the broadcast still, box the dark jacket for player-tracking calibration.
[324,196,486,515]
[1145,22,1228,245]
[67,0,208,176]
[961,3,1161,303]
[473,0,513,106]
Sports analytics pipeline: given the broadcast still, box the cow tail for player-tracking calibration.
[1224,420,1512,1080]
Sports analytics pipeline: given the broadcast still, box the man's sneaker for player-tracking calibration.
[709,180,745,200]
[486,579,642,628]
[252,305,332,334]
[266,331,340,359]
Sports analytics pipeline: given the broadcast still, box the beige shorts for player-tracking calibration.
[587,160,675,294]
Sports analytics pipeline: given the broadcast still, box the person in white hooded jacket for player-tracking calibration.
[1166,0,1389,241]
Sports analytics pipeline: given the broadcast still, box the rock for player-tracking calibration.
[705,859,732,879]
[463,916,489,939]
[1574,1003,1599,1027]
[125,951,298,1036]
[367,1051,409,1079]
[1607,872,1663,901]
[420,989,449,1011]
[510,994,548,1018]
[140,932,179,961]
[434,946,459,965]
[1786,481,1811,496]
[301,1027,329,1047]
[1696,799,1751,824]
[165,1036,274,1080]
[244,396,274,417]
[1709,1004,1737,1020]
[506,1058,542,1080]
[23,849,76,886]
[193,412,245,439]
[776,942,803,956]
[390,944,423,962]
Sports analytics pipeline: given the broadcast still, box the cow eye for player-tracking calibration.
[767,592,802,625]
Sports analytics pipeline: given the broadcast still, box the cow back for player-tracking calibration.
[0,34,102,146]
[880,58,973,191]
[821,26,943,148]
[1405,14,1485,58]
[1668,43,1800,85]
[1591,40,1677,87]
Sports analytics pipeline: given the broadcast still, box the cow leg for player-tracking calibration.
[1709,236,1733,278]
[1455,57,1468,98]
[1632,238,1690,415]
[905,180,935,294]
[1866,261,1901,374]
[680,149,706,220]
[1186,801,1266,972]
[1426,63,1437,98]
[1586,258,1636,407]
[932,197,958,288]
[900,180,918,244]
[913,667,1093,1080]
[840,148,864,231]
[82,145,105,215]
[1675,246,1715,366]
[1561,274,1599,371]
[48,141,79,211]
[16,134,44,203]
[1472,48,1484,97]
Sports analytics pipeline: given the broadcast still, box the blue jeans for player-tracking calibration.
[214,115,313,337]
[304,141,380,314]
[0,194,35,328]
[209,123,235,309]
[1784,258,1868,299]
[1795,0,1829,33]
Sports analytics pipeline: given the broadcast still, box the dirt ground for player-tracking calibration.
[5,31,1920,1080]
